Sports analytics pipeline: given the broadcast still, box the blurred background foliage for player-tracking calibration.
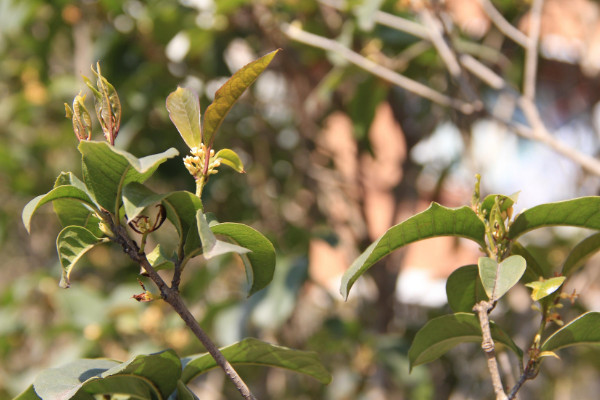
[3,0,600,399]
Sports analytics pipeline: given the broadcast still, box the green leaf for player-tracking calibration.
[196,211,250,259]
[101,349,181,399]
[162,191,203,239]
[52,172,104,237]
[33,359,119,400]
[541,312,600,353]
[77,375,156,399]
[203,49,280,147]
[22,184,98,234]
[562,232,600,277]
[481,193,517,219]
[166,86,203,149]
[341,203,486,299]
[446,265,488,313]
[56,226,107,288]
[211,222,276,296]
[408,313,523,370]
[147,244,176,271]
[175,380,200,400]
[511,241,549,281]
[181,338,331,384]
[215,148,245,173]
[13,385,40,400]
[478,255,526,301]
[509,197,600,239]
[122,182,167,223]
[79,141,178,213]
[525,277,566,301]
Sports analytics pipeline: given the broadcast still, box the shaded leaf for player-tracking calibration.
[102,349,181,399]
[509,197,600,239]
[341,203,486,299]
[52,172,103,237]
[166,87,203,149]
[56,226,107,288]
[562,232,600,277]
[13,385,40,400]
[79,141,178,213]
[122,182,167,223]
[215,148,245,173]
[196,211,250,259]
[23,184,98,234]
[77,376,156,399]
[211,222,276,296]
[162,191,203,239]
[511,241,549,281]
[203,49,280,147]
[541,312,600,352]
[478,255,526,301]
[408,313,523,370]
[181,338,331,384]
[446,265,488,313]
[525,277,566,301]
[175,380,200,400]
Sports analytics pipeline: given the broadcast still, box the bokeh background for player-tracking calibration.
[2,0,600,399]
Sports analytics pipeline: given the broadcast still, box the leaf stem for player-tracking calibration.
[110,220,257,400]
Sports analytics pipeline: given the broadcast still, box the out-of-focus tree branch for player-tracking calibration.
[285,1,600,177]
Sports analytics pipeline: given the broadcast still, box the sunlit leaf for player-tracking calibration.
[509,197,600,239]
[166,86,203,149]
[147,244,176,271]
[79,141,178,214]
[525,277,566,301]
[446,265,488,313]
[181,338,331,384]
[478,255,526,301]
[215,148,245,173]
[562,232,600,277]
[33,359,119,400]
[203,49,280,147]
[341,203,486,299]
[13,385,39,400]
[211,222,276,296]
[409,313,522,370]
[196,211,250,259]
[541,312,600,352]
[22,184,98,234]
[481,193,517,220]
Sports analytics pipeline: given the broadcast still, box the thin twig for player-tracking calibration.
[419,8,461,78]
[523,0,544,100]
[473,300,508,400]
[111,222,257,400]
[478,0,529,47]
[459,54,505,90]
[282,23,477,114]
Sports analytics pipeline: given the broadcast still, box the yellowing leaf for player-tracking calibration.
[203,49,280,147]
[525,276,566,301]
[166,87,203,149]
